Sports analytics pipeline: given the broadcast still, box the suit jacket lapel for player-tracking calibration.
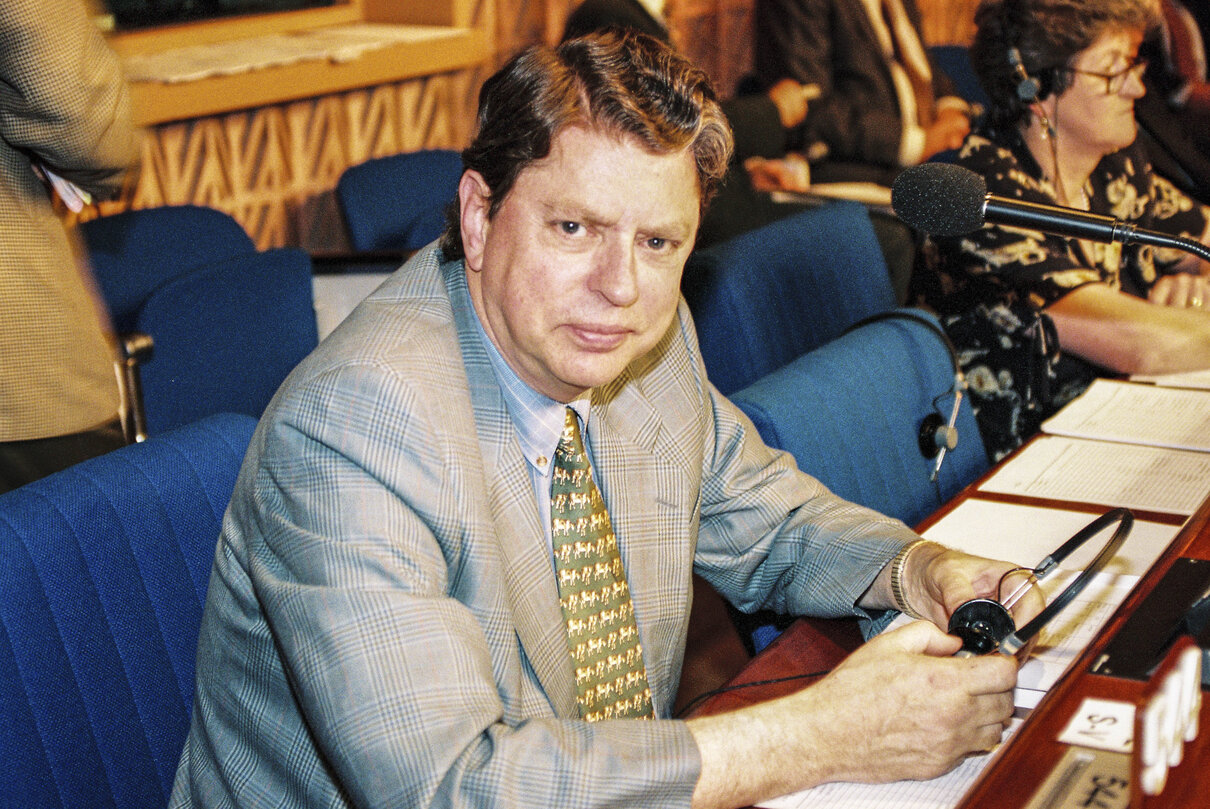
[443,262,580,716]
[592,358,693,714]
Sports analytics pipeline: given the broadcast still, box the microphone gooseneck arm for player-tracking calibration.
[891,164,1210,262]
[982,195,1210,262]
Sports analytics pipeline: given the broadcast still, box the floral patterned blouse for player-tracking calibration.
[917,130,1210,459]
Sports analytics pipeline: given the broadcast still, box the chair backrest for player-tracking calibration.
[79,206,256,333]
[135,247,318,434]
[729,310,988,529]
[0,412,258,809]
[929,44,990,111]
[336,149,464,252]
[682,200,897,395]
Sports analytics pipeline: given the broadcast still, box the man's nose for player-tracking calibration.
[591,239,639,306]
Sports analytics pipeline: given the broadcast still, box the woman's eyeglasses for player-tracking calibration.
[1069,58,1149,95]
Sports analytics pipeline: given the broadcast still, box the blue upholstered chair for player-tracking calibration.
[336,149,464,252]
[0,412,258,809]
[929,44,991,111]
[80,205,257,334]
[80,205,317,438]
[682,200,897,395]
[131,246,317,434]
[728,312,989,650]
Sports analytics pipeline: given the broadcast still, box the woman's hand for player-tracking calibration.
[1149,272,1210,310]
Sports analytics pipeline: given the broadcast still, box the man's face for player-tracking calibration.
[460,124,701,402]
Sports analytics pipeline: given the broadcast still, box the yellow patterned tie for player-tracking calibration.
[551,407,654,721]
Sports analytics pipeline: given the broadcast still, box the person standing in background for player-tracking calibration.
[0,0,141,492]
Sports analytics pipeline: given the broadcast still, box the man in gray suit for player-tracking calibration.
[173,31,1039,809]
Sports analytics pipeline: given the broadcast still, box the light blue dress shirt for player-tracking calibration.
[456,281,592,551]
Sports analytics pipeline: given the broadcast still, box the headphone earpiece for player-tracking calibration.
[1008,46,1056,139]
[1008,47,1041,103]
[841,311,965,482]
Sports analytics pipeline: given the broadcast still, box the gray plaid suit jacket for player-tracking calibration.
[171,246,919,809]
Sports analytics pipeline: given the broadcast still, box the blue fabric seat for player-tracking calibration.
[728,312,989,651]
[336,149,464,252]
[731,311,987,527]
[682,200,897,395]
[0,412,258,809]
[80,205,317,437]
[132,246,318,433]
[80,205,257,334]
[929,44,990,111]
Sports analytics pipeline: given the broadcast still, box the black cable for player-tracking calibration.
[673,668,833,718]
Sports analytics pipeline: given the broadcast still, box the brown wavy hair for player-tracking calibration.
[440,30,733,260]
[972,0,1157,133]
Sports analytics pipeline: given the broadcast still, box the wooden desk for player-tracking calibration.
[957,490,1210,809]
[687,454,1210,808]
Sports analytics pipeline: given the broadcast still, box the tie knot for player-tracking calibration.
[556,407,589,470]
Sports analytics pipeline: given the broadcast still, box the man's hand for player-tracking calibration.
[803,621,1017,779]
[921,108,971,160]
[687,619,1018,808]
[766,78,820,130]
[895,543,1047,633]
[744,153,811,193]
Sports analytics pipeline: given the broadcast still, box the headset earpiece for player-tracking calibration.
[1008,46,1041,103]
[1008,46,1056,139]
[918,410,959,458]
[841,311,964,482]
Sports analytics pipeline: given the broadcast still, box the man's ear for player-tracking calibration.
[459,170,491,273]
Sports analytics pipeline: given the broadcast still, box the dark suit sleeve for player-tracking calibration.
[722,95,787,162]
[753,0,906,167]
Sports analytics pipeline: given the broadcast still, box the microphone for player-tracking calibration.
[891,163,1210,261]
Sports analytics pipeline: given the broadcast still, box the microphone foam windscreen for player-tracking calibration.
[891,163,988,237]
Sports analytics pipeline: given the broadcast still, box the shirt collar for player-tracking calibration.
[455,277,592,472]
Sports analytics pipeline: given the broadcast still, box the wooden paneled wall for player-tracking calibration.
[105,70,484,250]
[99,0,976,249]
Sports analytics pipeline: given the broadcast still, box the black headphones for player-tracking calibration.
[841,310,965,482]
[949,507,1135,656]
[1002,0,1059,140]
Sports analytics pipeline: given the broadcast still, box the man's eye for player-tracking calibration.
[647,237,668,250]
[559,221,582,235]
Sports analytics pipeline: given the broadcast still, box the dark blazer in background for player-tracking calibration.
[754,0,955,184]
[564,0,671,41]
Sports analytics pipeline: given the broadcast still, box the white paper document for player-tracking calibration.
[978,435,1210,514]
[1011,570,1139,709]
[1040,379,1210,452]
[756,719,1021,809]
[753,500,1180,809]
[919,499,1178,577]
[1131,368,1210,390]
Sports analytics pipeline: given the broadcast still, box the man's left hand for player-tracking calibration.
[900,543,1047,637]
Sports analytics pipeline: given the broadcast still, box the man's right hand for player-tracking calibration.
[797,620,1016,780]
[687,620,1018,809]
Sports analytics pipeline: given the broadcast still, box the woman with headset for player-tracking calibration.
[916,0,1210,460]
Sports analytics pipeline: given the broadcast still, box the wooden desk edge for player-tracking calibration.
[126,26,491,127]
[956,492,1210,808]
